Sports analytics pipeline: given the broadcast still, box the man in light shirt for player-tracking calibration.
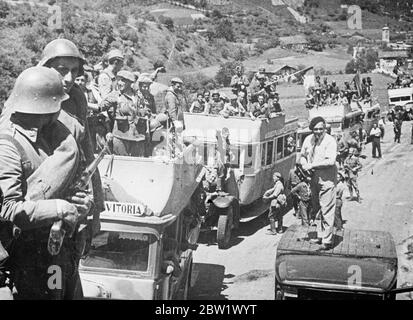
[370,123,382,158]
[300,116,337,250]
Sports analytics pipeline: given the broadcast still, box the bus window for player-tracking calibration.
[276,137,284,160]
[261,143,266,167]
[284,135,296,156]
[243,144,253,168]
[401,96,411,101]
[229,145,240,168]
[390,97,401,102]
[266,141,274,165]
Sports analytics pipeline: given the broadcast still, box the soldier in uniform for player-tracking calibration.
[161,78,184,122]
[136,75,159,156]
[230,66,249,97]
[344,147,362,202]
[205,91,224,115]
[0,67,92,299]
[98,49,124,100]
[249,94,268,119]
[136,75,157,115]
[249,73,269,103]
[101,70,145,157]
[36,39,104,245]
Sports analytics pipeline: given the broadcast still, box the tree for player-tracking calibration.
[215,61,242,87]
[215,19,235,42]
[211,9,222,19]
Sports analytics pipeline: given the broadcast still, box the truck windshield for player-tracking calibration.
[81,231,156,272]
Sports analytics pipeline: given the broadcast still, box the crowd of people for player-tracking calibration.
[73,57,286,156]
[305,75,373,109]
[188,66,284,119]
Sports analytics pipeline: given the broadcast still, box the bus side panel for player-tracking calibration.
[239,154,296,205]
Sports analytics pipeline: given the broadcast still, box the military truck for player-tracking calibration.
[79,142,203,300]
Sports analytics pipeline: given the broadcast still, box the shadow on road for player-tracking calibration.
[190,263,228,300]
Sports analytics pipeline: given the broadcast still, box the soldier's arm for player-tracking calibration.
[189,101,196,113]
[230,76,238,87]
[98,73,113,100]
[0,141,62,230]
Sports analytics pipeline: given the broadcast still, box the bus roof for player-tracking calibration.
[388,87,413,98]
[183,112,298,144]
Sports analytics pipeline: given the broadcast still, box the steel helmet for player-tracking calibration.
[38,39,86,74]
[107,49,124,63]
[7,66,68,114]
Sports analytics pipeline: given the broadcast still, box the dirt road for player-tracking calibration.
[189,121,413,300]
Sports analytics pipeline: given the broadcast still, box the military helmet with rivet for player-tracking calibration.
[7,66,68,114]
[38,39,86,75]
[117,70,135,83]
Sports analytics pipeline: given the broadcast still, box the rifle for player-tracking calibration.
[48,144,111,256]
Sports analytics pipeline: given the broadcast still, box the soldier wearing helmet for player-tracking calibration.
[98,49,124,99]
[161,77,185,122]
[36,39,104,289]
[0,67,88,300]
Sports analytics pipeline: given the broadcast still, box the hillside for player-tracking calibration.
[0,0,247,103]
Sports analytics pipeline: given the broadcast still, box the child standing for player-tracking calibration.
[290,173,312,226]
[263,172,286,235]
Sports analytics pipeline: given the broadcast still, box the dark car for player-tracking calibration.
[274,225,413,300]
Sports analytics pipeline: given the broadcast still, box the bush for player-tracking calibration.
[179,72,216,94]
[158,15,174,31]
[215,19,235,42]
